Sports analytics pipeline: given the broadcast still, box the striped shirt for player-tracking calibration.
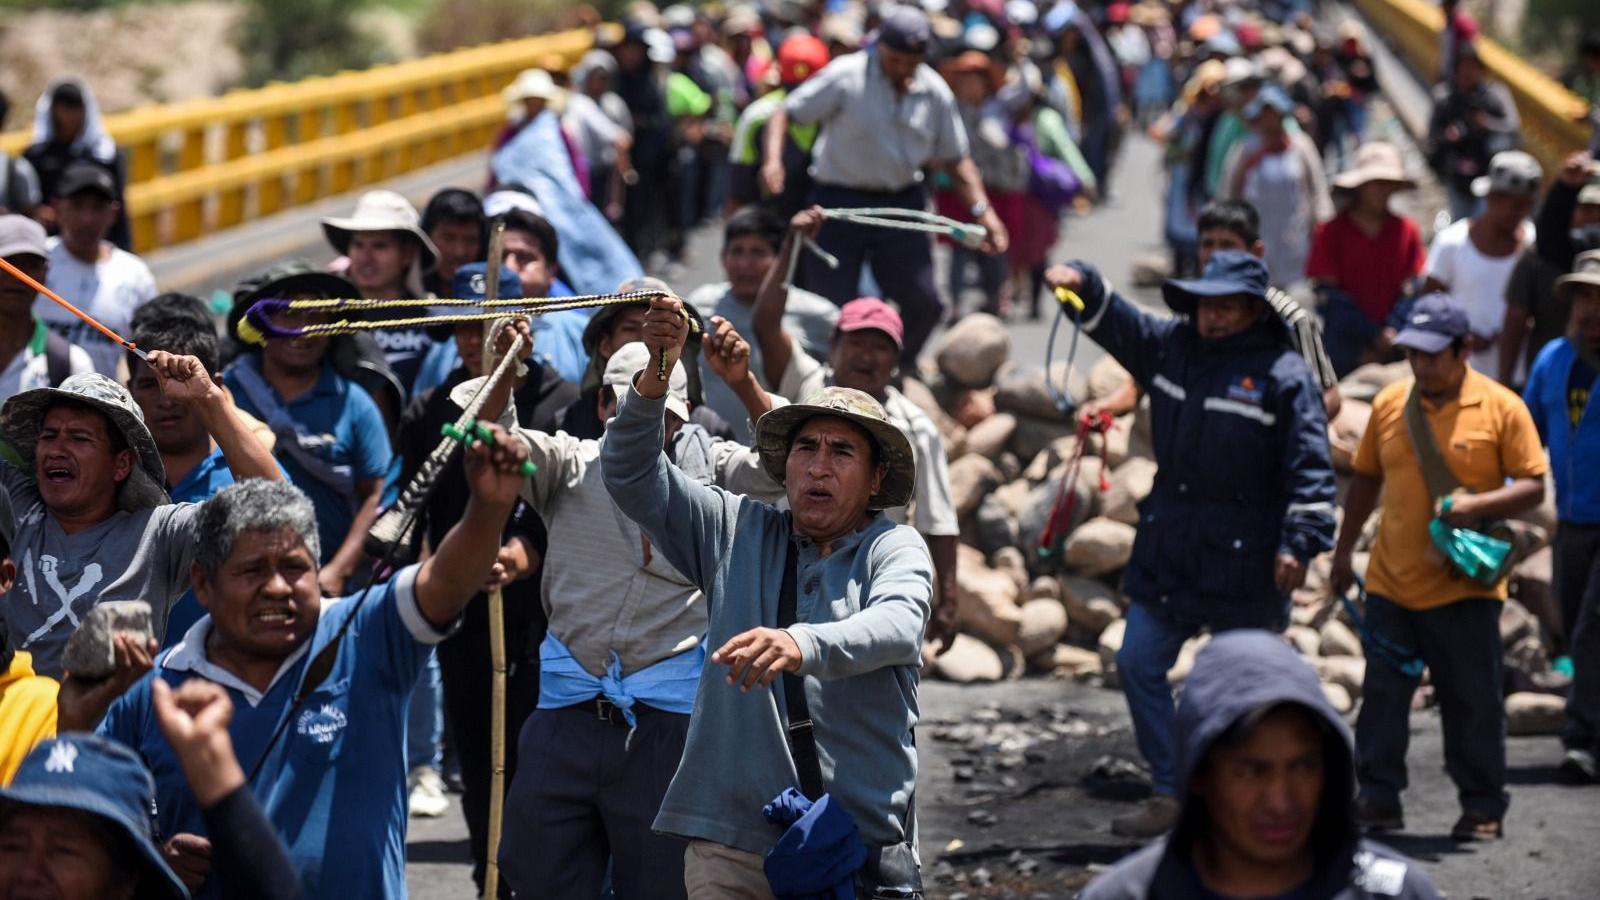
[1268,286,1339,392]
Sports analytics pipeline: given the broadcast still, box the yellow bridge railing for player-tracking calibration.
[1354,0,1590,177]
[0,28,595,253]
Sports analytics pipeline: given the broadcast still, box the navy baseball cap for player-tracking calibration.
[878,5,931,54]
[0,734,189,899]
[1391,292,1470,354]
[57,161,118,202]
[1162,250,1270,315]
[451,261,524,303]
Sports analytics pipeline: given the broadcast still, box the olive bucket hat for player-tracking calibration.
[1,372,169,512]
[753,386,915,510]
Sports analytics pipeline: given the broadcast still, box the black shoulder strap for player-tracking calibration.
[44,330,72,388]
[776,539,826,801]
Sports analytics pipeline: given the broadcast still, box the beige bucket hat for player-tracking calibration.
[321,190,439,271]
[1332,141,1416,192]
[1555,249,1600,300]
[754,386,915,510]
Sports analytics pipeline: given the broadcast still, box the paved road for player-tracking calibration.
[402,132,1600,899]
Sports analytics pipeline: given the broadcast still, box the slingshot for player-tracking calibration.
[0,255,151,364]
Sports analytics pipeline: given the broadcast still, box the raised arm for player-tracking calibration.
[1043,261,1180,388]
[703,315,775,423]
[145,351,281,482]
[753,207,823,388]
[601,296,753,588]
[413,423,530,629]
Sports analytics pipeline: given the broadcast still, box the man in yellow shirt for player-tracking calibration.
[0,491,57,784]
[1331,293,1547,842]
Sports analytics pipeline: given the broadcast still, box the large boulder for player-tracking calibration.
[1321,683,1355,715]
[1100,416,1134,469]
[992,546,1032,596]
[1505,692,1565,736]
[955,548,1023,646]
[1017,598,1070,656]
[1509,547,1560,641]
[1019,475,1100,560]
[947,388,997,429]
[1101,458,1158,525]
[1023,435,1078,483]
[1498,598,1536,647]
[1061,575,1122,639]
[1064,517,1136,576]
[898,375,967,456]
[1328,398,1372,473]
[1086,356,1132,402]
[934,634,1005,683]
[1337,361,1410,404]
[1319,618,1363,658]
[1010,415,1077,465]
[947,454,1002,518]
[971,494,1019,556]
[936,313,1011,388]
[1315,655,1366,699]
[1284,624,1322,658]
[1030,643,1103,677]
[964,412,1018,459]
[994,361,1087,420]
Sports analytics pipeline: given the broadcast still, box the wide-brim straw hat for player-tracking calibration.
[1,373,168,512]
[754,386,916,510]
[321,189,439,271]
[1556,249,1600,300]
[1331,141,1417,192]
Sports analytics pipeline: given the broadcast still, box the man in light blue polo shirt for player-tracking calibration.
[97,438,532,899]
[223,270,392,597]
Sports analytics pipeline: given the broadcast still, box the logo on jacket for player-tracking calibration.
[296,704,348,745]
[1226,375,1265,406]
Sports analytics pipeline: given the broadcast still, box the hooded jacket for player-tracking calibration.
[23,78,132,249]
[1069,263,1336,629]
[1081,631,1440,900]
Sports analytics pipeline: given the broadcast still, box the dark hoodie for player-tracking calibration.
[1081,632,1440,900]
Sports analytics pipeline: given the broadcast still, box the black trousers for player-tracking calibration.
[436,595,541,895]
[1354,593,1509,819]
[1556,523,1600,752]
[498,702,690,900]
[803,182,944,366]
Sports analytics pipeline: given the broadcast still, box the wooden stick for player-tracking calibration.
[484,584,508,899]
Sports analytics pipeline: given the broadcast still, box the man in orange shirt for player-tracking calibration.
[1331,293,1547,842]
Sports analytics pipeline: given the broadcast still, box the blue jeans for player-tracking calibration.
[1115,602,1202,796]
[407,649,443,772]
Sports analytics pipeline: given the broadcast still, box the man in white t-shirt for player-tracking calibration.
[0,214,92,403]
[41,161,156,377]
[1424,150,1541,382]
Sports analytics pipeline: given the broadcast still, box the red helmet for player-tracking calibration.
[778,34,830,86]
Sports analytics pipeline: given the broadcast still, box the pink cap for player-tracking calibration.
[837,297,904,349]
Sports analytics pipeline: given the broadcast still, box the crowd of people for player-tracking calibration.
[0,0,1595,899]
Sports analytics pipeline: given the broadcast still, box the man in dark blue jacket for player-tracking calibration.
[1046,251,1337,837]
[1080,631,1440,900]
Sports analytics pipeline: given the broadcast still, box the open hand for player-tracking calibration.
[152,679,244,808]
[57,633,156,732]
[712,627,803,692]
[702,316,752,386]
[146,351,221,404]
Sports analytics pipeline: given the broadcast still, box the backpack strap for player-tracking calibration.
[1402,384,1462,504]
[775,539,826,802]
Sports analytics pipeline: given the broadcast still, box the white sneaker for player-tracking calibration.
[1561,748,1597,784]
[408,766,450,818]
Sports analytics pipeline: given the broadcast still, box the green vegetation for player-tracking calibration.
[239,0,388,86]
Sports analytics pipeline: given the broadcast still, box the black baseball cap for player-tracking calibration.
[878,5,932,55]
[57,161,118,202]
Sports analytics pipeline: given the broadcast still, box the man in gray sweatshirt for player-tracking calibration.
[602,295,932,898]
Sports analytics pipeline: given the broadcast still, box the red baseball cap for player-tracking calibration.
[778,35,830,86]
[837,297,904,349]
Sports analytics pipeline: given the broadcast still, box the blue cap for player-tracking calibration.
[451,261,524,303]
[1391,292,1470,354]
[1243,83,1293,119]
[0,735,189,899]
[1202,32,1243,58]
[1162,250,1270,315]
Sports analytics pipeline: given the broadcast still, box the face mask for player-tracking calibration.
[1570,224,1600,252]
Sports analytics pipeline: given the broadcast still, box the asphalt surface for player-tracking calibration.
[399,132,1600,899]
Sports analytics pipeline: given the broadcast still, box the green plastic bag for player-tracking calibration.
[1428,497,1514,586]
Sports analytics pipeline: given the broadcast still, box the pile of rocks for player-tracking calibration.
[912,320,1571,735]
